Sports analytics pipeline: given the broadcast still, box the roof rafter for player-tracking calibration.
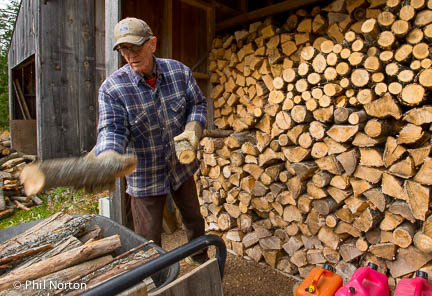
[216,0,324,31]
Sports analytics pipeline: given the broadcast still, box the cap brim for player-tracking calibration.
[113,36,145,51]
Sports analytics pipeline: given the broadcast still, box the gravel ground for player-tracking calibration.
[161,229,299,296]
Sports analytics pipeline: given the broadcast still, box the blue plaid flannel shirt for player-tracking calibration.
[95,57,207,197]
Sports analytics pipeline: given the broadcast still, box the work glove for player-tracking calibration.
[173,121,203,151]
[83,148,137,193]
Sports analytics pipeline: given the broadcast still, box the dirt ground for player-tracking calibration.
[161,229,299,296]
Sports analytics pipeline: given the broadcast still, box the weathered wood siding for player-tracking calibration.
[8,0,37,68]
[8,0,38,122]
[95,0,106,104]
[37,0,97,159]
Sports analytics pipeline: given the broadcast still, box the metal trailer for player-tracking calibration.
[0,215,226,295]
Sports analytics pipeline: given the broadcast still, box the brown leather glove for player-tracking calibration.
[173,121,203,151]
[83,148,136,193]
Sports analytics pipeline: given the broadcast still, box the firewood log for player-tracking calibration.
[369,242,397,260]
[317,226,340,250]
[393,221,415,248]
[364,93,402,119]
[405,180,430,221]
[20,156,137,196]
[354,207,382,232]
[327,125,359,142]
[4,256,113,296]
[389,156,415,179]
[387,246,432,278]
[340,239,364,262]
[415,158,432,185]
[68,248,158,295]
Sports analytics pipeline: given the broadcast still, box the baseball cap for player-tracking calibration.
[113,17,153,51]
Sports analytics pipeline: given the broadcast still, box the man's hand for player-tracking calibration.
[173,121,203,151]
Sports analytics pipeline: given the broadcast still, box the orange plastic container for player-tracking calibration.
[394,271,432,296]
[297,264,343,296]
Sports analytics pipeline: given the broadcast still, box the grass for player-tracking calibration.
[0,187,103,230]
[0,203,53,229]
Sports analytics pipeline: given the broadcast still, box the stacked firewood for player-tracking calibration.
[0,213,158,295]
[199,0,432,286]
[0,131,39,220]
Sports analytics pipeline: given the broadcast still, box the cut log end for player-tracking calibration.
[20,164,46,196]
[175,140,196,164]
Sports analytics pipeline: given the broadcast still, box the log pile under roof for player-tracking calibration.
[198,0,432,287]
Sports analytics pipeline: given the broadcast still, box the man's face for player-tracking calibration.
[117,37,157,76]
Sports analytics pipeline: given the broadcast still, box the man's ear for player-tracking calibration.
[151,37,157,53]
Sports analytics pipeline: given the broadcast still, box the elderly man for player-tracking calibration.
[94,17,208,264]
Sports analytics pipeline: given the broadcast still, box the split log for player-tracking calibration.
[403,106,432,125]
[317,226,340,250]
[363,94,402,119]
[405,180,429,221]
[363,188,387,212]
[387,246,432,278]
[354,208,382,232]
[388,156,415,179]
[415,158,432,185]
[312,198,339,215]
[382,173,407,200]
[388,201,416,223]
[316,155,343,175]
[340,239,363,262]
[369,242,397,260]
[383,137,406,168]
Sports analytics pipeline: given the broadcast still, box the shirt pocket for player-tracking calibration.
[129,110,154,140]
[167,96,187,130]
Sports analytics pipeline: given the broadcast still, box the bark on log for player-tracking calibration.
[0,235,121,290]
[20,156,138,196]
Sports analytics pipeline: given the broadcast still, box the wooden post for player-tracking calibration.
[206,4,216,130]
[105,0,126,226]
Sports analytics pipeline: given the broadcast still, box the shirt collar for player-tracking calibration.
[127,56,164,86]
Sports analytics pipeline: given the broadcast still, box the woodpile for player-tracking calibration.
[0,213,158,295]
[0,131,38,221]
[200,0,432,286]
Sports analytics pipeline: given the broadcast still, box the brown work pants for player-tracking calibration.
[130,176,205,247]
